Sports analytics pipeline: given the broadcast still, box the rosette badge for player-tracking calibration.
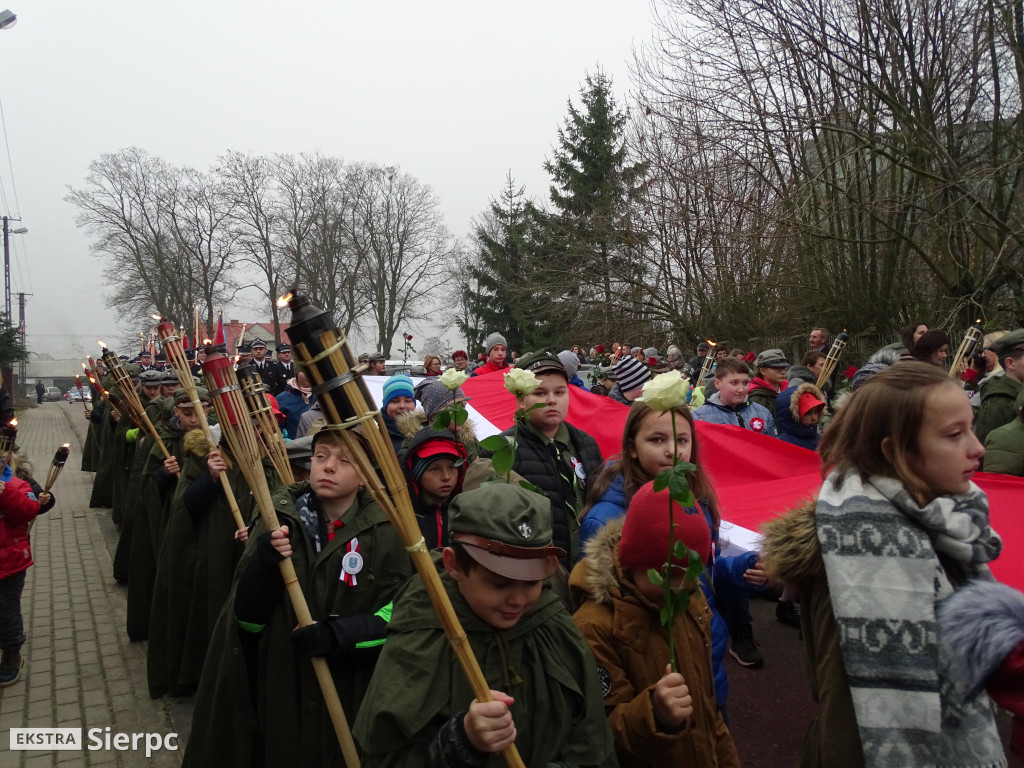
[504,367,540,397]
[638,371,689,411]
[439,367,469,391]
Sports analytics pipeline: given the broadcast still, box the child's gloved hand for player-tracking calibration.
[290,621,338,658]
[652,664,692,730]
[256,526,290,564]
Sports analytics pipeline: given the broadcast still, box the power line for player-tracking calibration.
[0,95,21,216]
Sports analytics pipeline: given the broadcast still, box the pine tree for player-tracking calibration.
[543,71,648,343]
[460,174,560,356]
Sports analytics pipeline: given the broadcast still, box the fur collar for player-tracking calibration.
[788,381,826,422]
[574,517,627,605]
[759,500,823,589]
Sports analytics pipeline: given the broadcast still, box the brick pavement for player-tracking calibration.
[0,403,182,768]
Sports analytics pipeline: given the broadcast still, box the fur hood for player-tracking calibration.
[938,580,1024,700]
[759,500,823,589]
[395,409,477,443]
[182,424,223,458]
[787,381,826,422]
[569,517,626,606]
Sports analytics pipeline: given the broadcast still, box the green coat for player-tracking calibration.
[88,402,116,509]
[974,373,1021,444]
[125,417,186,642]
[183,485,411,768]
[148,430,255,699]
[111,419,143,586]
[982,416,1024,476]
[353,555,617,768]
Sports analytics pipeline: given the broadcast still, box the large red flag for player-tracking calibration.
[458,373,1023,591]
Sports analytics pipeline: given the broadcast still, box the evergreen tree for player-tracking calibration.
[461,173,560,356]
[543,71,649,343]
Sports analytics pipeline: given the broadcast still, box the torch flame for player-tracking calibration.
[10,419,17,427]
[151,314,163,321]
[202,338,212,346]
[97,340,106,348]
[277,292,294,308]
[705,339,717,347]
[63,442,70,449]
[82,363,88,370]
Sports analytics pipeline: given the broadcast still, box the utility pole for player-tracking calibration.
[2,216,27,399]
[17,291,28,389]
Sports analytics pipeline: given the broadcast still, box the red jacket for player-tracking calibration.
[0,475,41,578]
[469,359,510,377]
[988,640,1024,754]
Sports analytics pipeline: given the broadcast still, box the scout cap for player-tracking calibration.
[987,329,1024,358]
[286,436,314,469]
[515,351,567,380]
[368,352,386,363]
[174,386,211,406]
[754,349,789,369]
[449,484,565,581]
[139,369,163,384]
[161,369,179,384]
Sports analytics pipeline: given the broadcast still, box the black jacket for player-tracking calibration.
[268,360,295,396]
[482,421,603,566]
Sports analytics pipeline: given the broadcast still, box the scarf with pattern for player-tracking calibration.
[816,470,1006,767]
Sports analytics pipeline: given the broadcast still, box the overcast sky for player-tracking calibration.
[0,0,655,361]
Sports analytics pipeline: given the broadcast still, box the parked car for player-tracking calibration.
[67,389,92,403]
[44,387,62,402]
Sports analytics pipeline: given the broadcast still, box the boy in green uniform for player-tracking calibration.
[183,428,410,768]
[975,328,1024,444]
[354,483,616,767]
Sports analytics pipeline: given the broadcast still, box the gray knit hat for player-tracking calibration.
[415,378,469,422]
[556,350,580,379]
[614,356,650,393]
[484,332,508,355]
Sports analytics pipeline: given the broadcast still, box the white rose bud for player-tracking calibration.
[504,367,540,397]
[438,367,469,391]
[637,370,689,411]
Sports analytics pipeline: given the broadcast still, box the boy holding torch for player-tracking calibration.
[353,483,615,767]
[183,428,411,768]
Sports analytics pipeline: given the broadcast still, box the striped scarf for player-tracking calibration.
[816,471,1006,767]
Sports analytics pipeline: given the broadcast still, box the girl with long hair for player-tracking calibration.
[577,401,769,715]
[762,362,1007,766]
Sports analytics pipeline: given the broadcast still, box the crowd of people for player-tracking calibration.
[1,321,1023,767]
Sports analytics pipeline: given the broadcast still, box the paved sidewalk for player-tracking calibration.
[0,403,182,768]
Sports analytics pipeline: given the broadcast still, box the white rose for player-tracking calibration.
[438,368,470,391]
[637,370,689,411]
[504,368,540,397]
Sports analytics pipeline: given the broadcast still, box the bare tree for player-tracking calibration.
[340,163,456,356]
[66,147,240,335]
[633,0,1024,339]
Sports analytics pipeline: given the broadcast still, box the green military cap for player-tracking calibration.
[514,351,567,380]
[123,364,143,378]
[448,484,565,581]
[286,436,314,468]
[139,369,163,384]
[161,369,179,384]
[173,386,211,406]
[160,397,176,418]
[987,328,1024,358]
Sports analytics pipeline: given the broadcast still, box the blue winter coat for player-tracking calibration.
[775,382,822,450]
[275,388,311,440]
[577,470,758,709]
[692,392,777,436]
